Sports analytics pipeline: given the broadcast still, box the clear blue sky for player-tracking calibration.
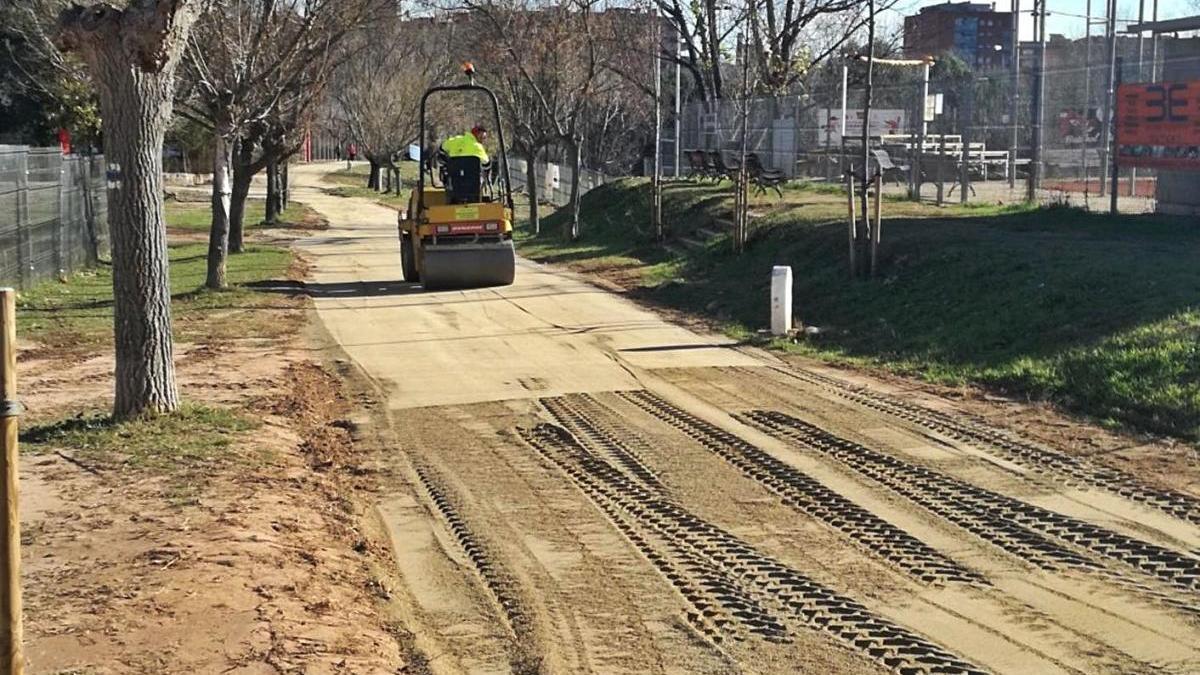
[890,0,1197,39]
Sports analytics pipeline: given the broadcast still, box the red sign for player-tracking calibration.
[1116,81,1200,170]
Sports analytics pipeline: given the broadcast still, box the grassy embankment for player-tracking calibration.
[519,178,1200,441]
[20,200,320,467]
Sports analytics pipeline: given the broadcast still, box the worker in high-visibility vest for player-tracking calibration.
[440,125,490,164]
[439,125,492,199]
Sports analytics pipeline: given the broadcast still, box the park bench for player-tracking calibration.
[746,153,786,197]
[871,149,910,186]
[685,150,712,180]
[709,151,740,181]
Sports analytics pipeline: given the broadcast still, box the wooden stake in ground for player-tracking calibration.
[0,288,22,675]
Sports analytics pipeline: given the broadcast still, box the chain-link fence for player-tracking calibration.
[677,35,1200,214]
[0,146,110,289]
[506,156,614,207]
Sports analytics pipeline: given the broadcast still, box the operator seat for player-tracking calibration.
[442,154,484,204]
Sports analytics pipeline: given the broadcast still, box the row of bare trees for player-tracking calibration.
[176,0,387,289]
[328,14,456,193]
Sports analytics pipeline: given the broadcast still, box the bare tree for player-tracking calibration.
[647,0,742,101]
[744,0,874,94]
[647,0,889,100]
[58,0,203,418]
[489,72,557,234]
[461,0,604,240]
[179,0,385,287]
[331,15,454,192]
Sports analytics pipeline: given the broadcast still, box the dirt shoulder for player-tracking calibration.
[18,232,418,673]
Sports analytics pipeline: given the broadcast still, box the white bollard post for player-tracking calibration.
[770,266,793,336]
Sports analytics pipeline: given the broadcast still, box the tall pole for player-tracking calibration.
[1100,0,1118,198]
[914,60,930,200]
[674,29,682,179]
[1111,56,1122,214]
[1150,0,1159,80]
[736,31,750,253]
[1009,0,1020,190]
[652,2,663,240]
[1028,0,1046,201]
[1131,0,1145,195]
[859,0,876,278]
[840,64,848,177]
[1083,0,1092,192]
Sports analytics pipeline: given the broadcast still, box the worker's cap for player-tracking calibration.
[471,125,488,135]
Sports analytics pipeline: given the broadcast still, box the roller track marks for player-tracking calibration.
[743,409,1200,607]
[616,390,983,587]
[758,366,1200,527]
[541,395,666,492]
[518,421,987,674]
[411,463,541,661]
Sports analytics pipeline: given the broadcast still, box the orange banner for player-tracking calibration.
[1116,81,1200,146]
[1116,81,1200,170]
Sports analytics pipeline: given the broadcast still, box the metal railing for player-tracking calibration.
[506,156,614,207]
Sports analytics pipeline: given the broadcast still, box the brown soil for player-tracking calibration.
[18,259,414,673]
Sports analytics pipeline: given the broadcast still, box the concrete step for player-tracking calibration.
[679,236,706,250]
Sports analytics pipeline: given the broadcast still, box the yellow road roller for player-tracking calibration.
[398,66,516,289]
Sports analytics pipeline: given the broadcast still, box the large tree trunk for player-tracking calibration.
[229,141,255,254]
[367,158,382,191]
[58,1,199,418]
[206,130,232,289]
[526,154,540,235]
[265,159,281,224]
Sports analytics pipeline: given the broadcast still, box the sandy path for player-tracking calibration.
[291,162,1200,674]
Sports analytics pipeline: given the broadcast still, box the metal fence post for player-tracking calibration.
[961,81,974,204]
[82,156,99,263]
[14,152,28,290]
[56,159,67,281]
